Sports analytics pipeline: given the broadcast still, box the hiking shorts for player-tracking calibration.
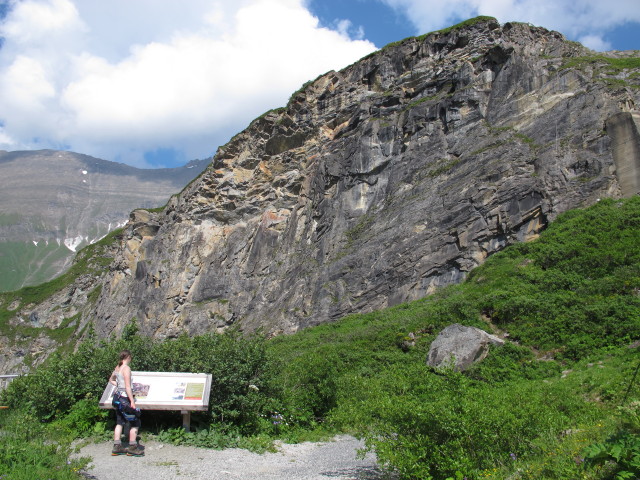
[115,408,141,428]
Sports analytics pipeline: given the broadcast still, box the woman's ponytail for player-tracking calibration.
[118,350,132,367]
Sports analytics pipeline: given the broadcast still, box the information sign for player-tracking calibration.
[99,371,212,411]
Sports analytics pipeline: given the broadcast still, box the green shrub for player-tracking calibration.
[54,397,109,437]
[1,327,275,435]
[0,408,89,479]
[334,365,601,479]
[584,400,640,479]
[585,431,640,480]
[469,197,640,358]
[465,342,562,382]
[156,425,277,453]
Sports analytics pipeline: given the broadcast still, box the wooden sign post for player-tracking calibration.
[99,371,212,432]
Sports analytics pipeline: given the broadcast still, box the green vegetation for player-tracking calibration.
[86,285,102,305]
[0,213,22,227]
[404,94,441,110]
[561,55,640,89]
[562,55,640,72]
[145,205,166,213]
[0,408,90,479]
[360,16,498,63]
[286,71,331,106]
[0,240,71,292]
[252,107,287,125]
[584,400,640,480]
[0,227,122,341]
[411,16,499,48]
[344,212,375,247]
[1,197,639,479]
[427,16,498,38]
[469,125,540,157]
[426,157,461,177]
[46,313,81,343]
[514,132,539,148]
[470,141,508,156]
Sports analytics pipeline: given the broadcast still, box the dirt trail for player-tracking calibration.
[75,435,395,480]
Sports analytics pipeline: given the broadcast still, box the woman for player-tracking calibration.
[109,350,143,456]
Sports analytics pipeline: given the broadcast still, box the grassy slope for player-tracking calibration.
[0,228,121,338]
[266,196,640,479]
[0,241,72,292]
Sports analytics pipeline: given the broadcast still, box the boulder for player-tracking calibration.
[427,323,505,371]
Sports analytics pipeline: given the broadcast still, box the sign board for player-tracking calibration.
[99,371,212,411]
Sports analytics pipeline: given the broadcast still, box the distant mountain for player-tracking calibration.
[0,150,208,291]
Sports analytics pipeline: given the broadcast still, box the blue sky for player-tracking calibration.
[310,0,640,51]
[0,0,638,169]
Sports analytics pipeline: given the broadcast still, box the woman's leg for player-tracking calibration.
[128,426,138,444]
[112,420,127,455]
[114,423,123,442]
[125,422,144,456]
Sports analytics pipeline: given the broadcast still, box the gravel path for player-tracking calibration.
[75,435,395,480]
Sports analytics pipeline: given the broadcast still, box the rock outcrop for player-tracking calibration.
[426,323,505,371]
[2,18,640,371]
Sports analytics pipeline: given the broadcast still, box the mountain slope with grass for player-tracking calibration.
[1,196,639,480]
[0,150,208,292]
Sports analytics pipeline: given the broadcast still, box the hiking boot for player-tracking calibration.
[111,443,126,456]
[126,444,145,457]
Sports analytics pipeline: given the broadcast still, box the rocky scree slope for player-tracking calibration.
[2,18,640,371]
[0,150,208,292]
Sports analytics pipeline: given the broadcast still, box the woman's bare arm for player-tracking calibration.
[122,365,136,409]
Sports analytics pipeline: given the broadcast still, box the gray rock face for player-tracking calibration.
[0,150,208,291]
[606,112,640,196]
[2,19,640,372]
[426,323,505,371]
[89,20,636,339]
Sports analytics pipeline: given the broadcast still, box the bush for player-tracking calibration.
[1,328,276,436]
[0,408,89,479]
[468,197,640,358]
[584,400,640,480]
[55,397,109,437]
[334,365,600,479]
[156,425,277,453]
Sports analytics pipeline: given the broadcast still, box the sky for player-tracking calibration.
[0,0,638,169]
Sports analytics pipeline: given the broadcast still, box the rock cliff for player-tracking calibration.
[2,18,640,371]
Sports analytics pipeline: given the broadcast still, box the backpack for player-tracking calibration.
[112,392,141,422]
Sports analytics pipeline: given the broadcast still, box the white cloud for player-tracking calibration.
[2,0,86,46]
[0,0,376,167]
[380,0,640,51]
[579,35,612,52]
[334,19,366,41]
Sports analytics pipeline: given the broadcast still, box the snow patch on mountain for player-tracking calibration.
[64,235,87,252]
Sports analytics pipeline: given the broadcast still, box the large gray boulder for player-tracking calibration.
[426,323,505,371]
